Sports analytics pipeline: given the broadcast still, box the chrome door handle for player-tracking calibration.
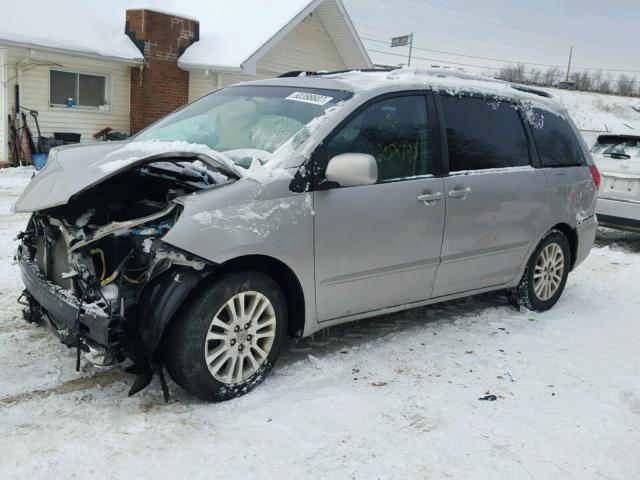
[417,192,443,203]
[448,187,471,198]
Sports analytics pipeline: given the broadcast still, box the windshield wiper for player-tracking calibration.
[602,152,631,159]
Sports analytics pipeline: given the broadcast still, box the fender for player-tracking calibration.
[137,266,211,355]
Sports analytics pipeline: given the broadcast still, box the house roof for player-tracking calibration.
[0,0,370,71]
[0,0,144,63]
[176,0,371,72]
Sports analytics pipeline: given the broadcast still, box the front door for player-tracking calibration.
[432,94,548,297]
[312,94,446,321]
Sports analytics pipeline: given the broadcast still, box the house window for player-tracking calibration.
[50,70,109,109]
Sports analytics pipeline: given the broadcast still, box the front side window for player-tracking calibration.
[441,95,530,172]
[531,109,586,167]
[50,70,108,108]
[321,95,430,182]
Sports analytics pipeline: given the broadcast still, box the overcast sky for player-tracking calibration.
[342,0,640,80]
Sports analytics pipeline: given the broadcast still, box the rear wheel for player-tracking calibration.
[165,271,287,401]
[509,229,570,312]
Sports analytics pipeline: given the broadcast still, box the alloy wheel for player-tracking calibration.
[533,242,565,301]
[204,291,277,384]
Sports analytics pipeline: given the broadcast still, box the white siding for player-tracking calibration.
[188,11,347,101]
[4,46,131,147]
[188,70,220,103]
[0,48,6,162]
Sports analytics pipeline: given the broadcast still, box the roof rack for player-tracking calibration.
[278,68,395,78]
[511,84,552,98]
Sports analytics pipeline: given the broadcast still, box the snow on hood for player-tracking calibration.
[12,138,303,213]
[12,141,235,213]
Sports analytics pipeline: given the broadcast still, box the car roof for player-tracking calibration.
[237,67,559,109]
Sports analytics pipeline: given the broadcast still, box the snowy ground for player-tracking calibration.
[1,167,639,479]
[540,86,640,146]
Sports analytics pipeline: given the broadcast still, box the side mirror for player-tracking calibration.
[325,153,378,187]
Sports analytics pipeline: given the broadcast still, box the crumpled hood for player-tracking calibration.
[13,141,240,213]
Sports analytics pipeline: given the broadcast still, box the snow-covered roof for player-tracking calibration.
[251,68,565,112]
[0,0,370,71]
[177,0,371,72]
[0,0,144,63]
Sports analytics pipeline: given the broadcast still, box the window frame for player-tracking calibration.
[48,68,111,111]
[434,90,538,175]
[305,90,443,191]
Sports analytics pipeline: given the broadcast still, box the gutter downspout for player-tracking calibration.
[0,47,7,162]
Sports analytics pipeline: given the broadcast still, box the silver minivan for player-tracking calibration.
[15,69,599,401]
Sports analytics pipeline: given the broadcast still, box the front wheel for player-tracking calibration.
[509,229,570,312]
[165,271,287,401]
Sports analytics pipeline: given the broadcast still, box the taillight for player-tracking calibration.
[589,164,601,189]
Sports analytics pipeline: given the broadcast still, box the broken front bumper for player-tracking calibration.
[16,245,116,348]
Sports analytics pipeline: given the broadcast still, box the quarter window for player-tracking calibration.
[322,95,430,182]
[530,109,585,167]
[441,95,530,171]
[50,70,109,109]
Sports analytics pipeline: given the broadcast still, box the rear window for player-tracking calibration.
[440,95,530,172]
[530,109,586,167]
[592,136,640,159]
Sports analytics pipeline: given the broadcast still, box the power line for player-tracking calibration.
[348,0,640,55]
[366,49,639,83]
[362,35,640,74]
[359,0,640,46]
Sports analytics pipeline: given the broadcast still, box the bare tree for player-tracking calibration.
[617,74,635,96]
[543,67,560,86]
[529,68,542,85]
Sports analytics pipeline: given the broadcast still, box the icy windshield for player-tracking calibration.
[134,85,352,167]
[592,137,640,159]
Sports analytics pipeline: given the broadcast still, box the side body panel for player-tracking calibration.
[313,177,445,321]
[161,177,318,335]
[432,168,548,297]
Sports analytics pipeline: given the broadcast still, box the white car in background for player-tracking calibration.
[592,134,640,232]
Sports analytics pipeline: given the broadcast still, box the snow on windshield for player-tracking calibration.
[112,85,352,183]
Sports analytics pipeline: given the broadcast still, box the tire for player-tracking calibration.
[509,229,571,312]
[164,270,288,401]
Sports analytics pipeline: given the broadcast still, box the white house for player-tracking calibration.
[0,0,371,163]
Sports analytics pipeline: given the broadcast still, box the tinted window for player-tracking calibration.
[323,96,430,182]
[441,96,530,171]
[531,109,586,167]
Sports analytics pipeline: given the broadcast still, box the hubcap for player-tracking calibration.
[204,291,277,384]
[533,243,565,301]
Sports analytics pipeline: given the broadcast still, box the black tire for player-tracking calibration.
[164,270,288,401]
[509,229,571,312]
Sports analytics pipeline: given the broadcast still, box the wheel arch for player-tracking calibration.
[211,254,306,338]
[549,222,578,270]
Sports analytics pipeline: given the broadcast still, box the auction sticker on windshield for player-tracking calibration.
[285,91,334,105]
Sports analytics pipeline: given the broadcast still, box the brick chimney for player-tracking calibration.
[125,9,199,133]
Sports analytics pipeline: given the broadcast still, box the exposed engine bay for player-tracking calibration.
[16,159,229,397]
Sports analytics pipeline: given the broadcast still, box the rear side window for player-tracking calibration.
[440,95,530,172]
[530,109,585,167]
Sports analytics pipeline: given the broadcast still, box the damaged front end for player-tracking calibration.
[16,157,228,398]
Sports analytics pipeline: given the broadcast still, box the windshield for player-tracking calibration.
[134,85,352,167]
[592,136,640,159]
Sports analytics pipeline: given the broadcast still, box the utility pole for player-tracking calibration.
[408,33,414,67]
[565,46,573,82]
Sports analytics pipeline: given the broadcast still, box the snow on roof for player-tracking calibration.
[176,0,320,71]
[253,67,565,112]
[1,0,368,71]
[0,0,144,62]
